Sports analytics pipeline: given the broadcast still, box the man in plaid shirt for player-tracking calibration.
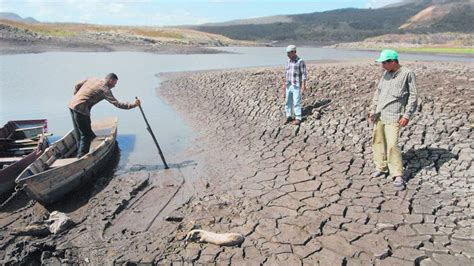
[282,45,307,125]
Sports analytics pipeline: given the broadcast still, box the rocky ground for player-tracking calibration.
[0,60,473,265]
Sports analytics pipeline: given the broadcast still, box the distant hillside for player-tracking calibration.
[189,0,474,44]
[202,15,292,27]
[401,1,474,32]
[0,19,254,54]
[0,12,38,24]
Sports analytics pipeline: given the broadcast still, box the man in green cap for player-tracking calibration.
[368,49,418,189]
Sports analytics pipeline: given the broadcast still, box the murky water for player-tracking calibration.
[1,47,471,169]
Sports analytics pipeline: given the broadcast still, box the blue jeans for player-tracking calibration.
[285,83,302,120]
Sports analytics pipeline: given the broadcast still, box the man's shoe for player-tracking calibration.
[284,117,293,124]
[393,176,406,190]
[371,170,388,178]
[292,119,301,125]
[77,152,86,158]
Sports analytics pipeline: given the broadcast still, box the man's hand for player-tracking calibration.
[301,84,306,95]
[133,98,141,108]
[399,117,409,127]
[368,113,375,123]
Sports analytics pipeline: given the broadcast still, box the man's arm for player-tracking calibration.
[103,89,139,109]
[282,77,286,98]
[399,72,417,126]
[300,60,307,93]
[403,72,418,120]
[74,79,87,95]
[282,61,289,98]
[368,77,382,122]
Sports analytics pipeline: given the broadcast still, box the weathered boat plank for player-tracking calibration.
[0,119,48,196]
[15,117,118,205]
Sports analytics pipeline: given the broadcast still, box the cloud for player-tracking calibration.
[149,9,211,26]
[365,0,403,8]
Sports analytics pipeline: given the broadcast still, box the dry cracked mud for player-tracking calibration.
[1,60,473,265]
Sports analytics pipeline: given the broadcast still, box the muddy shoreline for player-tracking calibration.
[1,61,473,264]
[0,39,226,55]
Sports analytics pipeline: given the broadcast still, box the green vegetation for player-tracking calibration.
[191,1,473,44]
[35,29,76,37]
[396,47,474,55]
[130,28,184,39]
[356,46,474,55]
[193,4,426,42]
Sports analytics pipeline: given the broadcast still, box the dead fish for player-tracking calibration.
[185,229,244,246]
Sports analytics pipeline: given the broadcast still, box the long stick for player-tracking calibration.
[136,97,169,169]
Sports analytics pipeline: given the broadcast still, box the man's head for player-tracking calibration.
[376,49,400,72]
[105,73,118,88]
[286,45,297,59]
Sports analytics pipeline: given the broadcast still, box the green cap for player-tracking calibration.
[375,49,398,62]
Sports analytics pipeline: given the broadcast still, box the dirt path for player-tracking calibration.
[1,60,473,264]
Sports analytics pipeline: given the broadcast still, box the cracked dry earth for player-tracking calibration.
[0,60,472,265]
[157,61,473,265]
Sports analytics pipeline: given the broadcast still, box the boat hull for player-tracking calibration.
[0,119,48,196]
[16,117,117,205]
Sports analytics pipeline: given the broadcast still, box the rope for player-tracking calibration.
[0,185,26,211]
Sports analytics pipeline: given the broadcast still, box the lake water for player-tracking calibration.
[1,47,472,170]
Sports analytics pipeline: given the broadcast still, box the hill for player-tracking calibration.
[0,12,39,24]
[0,19,254,54]
[189,0,474,44]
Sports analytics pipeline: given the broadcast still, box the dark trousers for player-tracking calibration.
[70,109,96,157]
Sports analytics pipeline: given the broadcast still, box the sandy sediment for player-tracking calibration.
[1,61,473,264]
[0,38,224,54]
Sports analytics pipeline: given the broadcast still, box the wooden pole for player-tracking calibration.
[136,97,169,169]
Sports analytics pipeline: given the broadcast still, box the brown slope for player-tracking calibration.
[399,1,473,30]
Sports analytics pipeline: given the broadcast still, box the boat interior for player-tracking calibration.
[25,130,109,175]
[0,124,48,169]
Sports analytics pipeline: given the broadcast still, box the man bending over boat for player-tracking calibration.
[68,73,140,158]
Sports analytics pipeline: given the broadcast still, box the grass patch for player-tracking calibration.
[396,47,474,55]
[129,28,184,39]
[35,29,77,37]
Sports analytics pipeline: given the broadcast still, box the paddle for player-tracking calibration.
[135,97,169,169]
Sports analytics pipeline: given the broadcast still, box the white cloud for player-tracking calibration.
[365,0,403,8]
[14,0,147,24]
[149,9,211,26]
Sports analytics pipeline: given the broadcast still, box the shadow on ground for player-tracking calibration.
[128,160,197,172]
[302,99,332,119]
[403,147,457,181]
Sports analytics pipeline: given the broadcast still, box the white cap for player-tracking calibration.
[286,45,296,52]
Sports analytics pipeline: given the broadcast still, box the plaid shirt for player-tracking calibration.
[285,56,307,86]
[68,78,133,116]
[370,66,418,123]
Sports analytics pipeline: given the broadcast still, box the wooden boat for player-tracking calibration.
[16,117,118,205]
[0,119,48,142]
[0,119,49,195]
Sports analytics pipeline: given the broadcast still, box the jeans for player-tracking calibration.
[70,109,96,157]
[285,83,302,120]
[372,118,403,176]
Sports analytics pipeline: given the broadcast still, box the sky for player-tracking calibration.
[0,0,403,26]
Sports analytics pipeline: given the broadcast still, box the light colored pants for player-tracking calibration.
[285,83,302,120]
[372,118,403,176]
